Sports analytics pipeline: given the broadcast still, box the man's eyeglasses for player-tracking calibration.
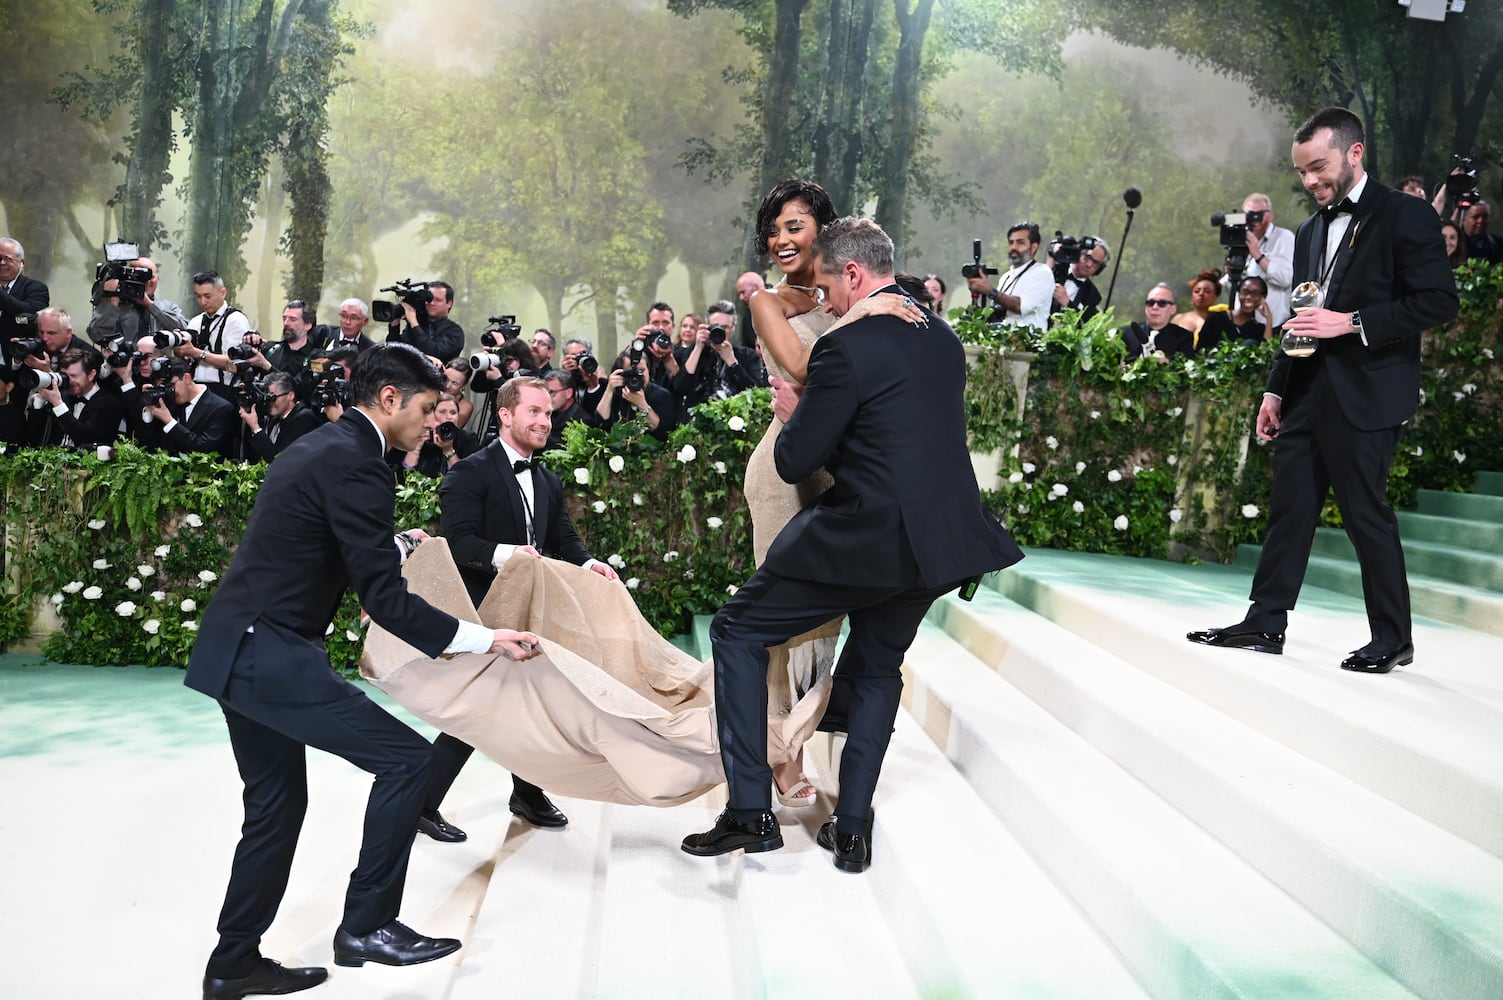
[548,387,570,396]
[1144,299,1175,308]
[0,254,21,265]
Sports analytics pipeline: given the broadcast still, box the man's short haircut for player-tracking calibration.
[285,300,316,325]
[646,301,674,320]
[192,269,225,290]
[1243,192,1272,211]
[1150,282,1176,301]
[563,336,594,354]
[1400,175,1427,193]
[341,297,369,319]
[1086,236,1111,263]
[37,306,72,331]
[429,280,455,303]
[546,368,577,391]
[349,343,444,407]
[1007,221,1042,245]
[813,217,895,277]
[59,346,101,377]
[263,371,296,396]
[755,179,839,254]
[706,299,735,321]
[0,237,25,260]
[324,345,359,369]
[532,328,555,348]
[498,374,550,411]
[1294,106,1364,150]
[1239,275,1269,296]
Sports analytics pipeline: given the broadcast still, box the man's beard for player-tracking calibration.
[1008,250,1026,267]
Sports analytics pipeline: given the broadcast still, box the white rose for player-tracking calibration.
[137,564,155,577]
[592,500,607,513]
[706,517,723,529]
[1464,383,1478,395]
[1008,471,1024,484]
[325,623,334,636]
[1454,450,1467,463]
[50,592,64,606]
[1167,455,1178,466]
[115,601,136,616]
[143,619,161,635]
[663,550,680,562]
[1483,348,1495,360]
[608,455,625,473]
[1050,483,1068,497]
[1046,436,1059,450]
[1016,505,1030,515]
[626,577,641,590]
[198,570,217,583]
[63,581,84,594]
[184,621,198,632]
[1107,470,1122,483]
[574,467,590,485]
[184,513,204,528]
[1170,508,1183,523]
[87,518,107,530]
[607,553,626,569]
[1090,410,1101,419]
[150,590,166,602]
[1453,391,1465,402]
[728,415,746,431]
[1022,462,1036,474]
[1123,398,1133,408]
[1169,406,1184,418]
[126,577,142,591]
[180,598,196,613]
[154,544,171,558]
[83,586,103,600]
[1113,515,1129,531]
[1411,446,1423,457]
[92,559,111,570]
[676,444,697,463]
[1074,461,1086,473]
[1241,504,1260,519]
[633,493,645,506]
[1072,500,1084,513]
[713,461,727,474]
[726,584,739,596]
[346,630,361,642]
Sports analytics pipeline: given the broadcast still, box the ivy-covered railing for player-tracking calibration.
[2,260,1498,672]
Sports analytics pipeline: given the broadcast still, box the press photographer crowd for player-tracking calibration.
[0,164,1491,466]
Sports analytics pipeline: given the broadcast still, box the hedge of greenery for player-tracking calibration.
[1,260,1497,673]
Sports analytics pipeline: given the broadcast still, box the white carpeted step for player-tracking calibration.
[989,554,1503,859]
[928,590,1503,1000]
[903,621,1425,1000]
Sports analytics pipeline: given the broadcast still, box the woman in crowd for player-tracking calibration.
[678,312,700,349]
[1441,219,1468,269]
[392,393,480,479]
[443,359,475,430]
[1172,269,1223,340]
[923,274,947,312]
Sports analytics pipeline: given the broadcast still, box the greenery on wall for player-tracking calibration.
[2,266,1498,672]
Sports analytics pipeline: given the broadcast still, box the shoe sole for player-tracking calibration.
[509,807,568,829]
[332,942,461,968]
[680,835,784,857]
[1187,636,1283,655]
[1341,653,1414,674]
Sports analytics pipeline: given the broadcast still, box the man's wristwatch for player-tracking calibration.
[1350,311,1363,335]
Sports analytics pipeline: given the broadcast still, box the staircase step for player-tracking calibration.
[1309,527,1503,591]
[928,590,1503,1000]
[903,621,1424,1000]
[1473,470,1503,496]
[1416,488,1503,523]
[990,552,1503,858]
[1397,510,1503,551]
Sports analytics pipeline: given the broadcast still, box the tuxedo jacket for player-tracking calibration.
[244,403,320,461]
[441,442,593,605]
[0,273,50,364]
[1120,322,1196,360]
[767,286,1023,590]
[1268,180,1458,431]
[164,388,234,457]
[185,411,459,704]
[48,387,125,449]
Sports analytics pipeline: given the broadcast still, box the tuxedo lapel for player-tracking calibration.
[492,445,531,543]
[1324,185,1380,306]
[529,466,550,549]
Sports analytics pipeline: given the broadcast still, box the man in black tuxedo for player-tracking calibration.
[419,376,621,841]
[237,371,319,461]
[1188,107,1459,674]
[185,344,541,1000]
[146,361,235,457]
[0,237,49,367]
[32,346,123,450]
[682,218,1023,873]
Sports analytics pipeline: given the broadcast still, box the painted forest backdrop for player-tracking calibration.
[3,0,1501,358]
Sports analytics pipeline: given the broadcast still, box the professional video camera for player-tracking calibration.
[371,279,433,324]
[479,315,521,348]
[1046,232,1107,286]
[1447,154,1485,209]
[91,240,153,303]
[1211,209,1261,277]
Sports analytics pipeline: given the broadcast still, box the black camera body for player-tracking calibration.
[141,356,191,405]
[622,367,646,393]
[651,330,673,349]
[708,325,727,346]
[1212,210,1260,272]
[1448,154,1484,208]
[226,343,260,362]
[91,240,148,301]
[435,421,459,443]
[103,336,133,370]
[481,315,521,347]
[11,337,46,361]
[1048,232,1106,285]
[372,279,433,325]
[233,373,269,413]
[309,372,349,410]
[961,238,999,281]
[577,353,599,375]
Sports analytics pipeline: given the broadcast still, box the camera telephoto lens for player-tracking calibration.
[709,325,727,346]
[578,354,599,375]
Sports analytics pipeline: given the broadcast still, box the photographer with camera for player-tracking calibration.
[1047,234,1109,324]
[241,300,321,378]
[392,393,479,479]
[238,371,319,461]
[442,360,476,429]
[143,357,234,457]
[674,300,760,411]
[172,270,252,401]
[31,346,124,450]
[388,280,464,362]
[34,307,90,362]
[86,253,190,348]
[301,348,357,424]
[560,336,607,414]
[966,223,1053,332]
[529,329,557,372]
[0,237,49,368]
[1233,193,1294,325]
[595,342,676,440]
[633,302,680,388]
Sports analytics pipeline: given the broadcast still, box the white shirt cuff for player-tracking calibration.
[1263,391,1282,402]
[491,543,518,569]
[161,418,179,433]
[51,402,69,417]
[445,619,495,655]
[583,558,604,573]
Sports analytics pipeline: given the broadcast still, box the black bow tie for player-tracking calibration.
[1319,197,1357,223]
[513,458,535,473]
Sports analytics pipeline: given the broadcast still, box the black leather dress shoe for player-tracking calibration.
[203,958,327,999]
[509,791,568,828]
[816,820,872,874]
[1341,643,1414,674]
[681,808,783,857]
[332,920,461,968]
[1186,625,1285,655]
[417,809,468,843]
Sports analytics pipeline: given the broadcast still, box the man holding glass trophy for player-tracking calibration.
[1188,106,1458,674]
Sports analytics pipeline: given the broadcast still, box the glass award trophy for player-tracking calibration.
[1280,281,1322,357]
